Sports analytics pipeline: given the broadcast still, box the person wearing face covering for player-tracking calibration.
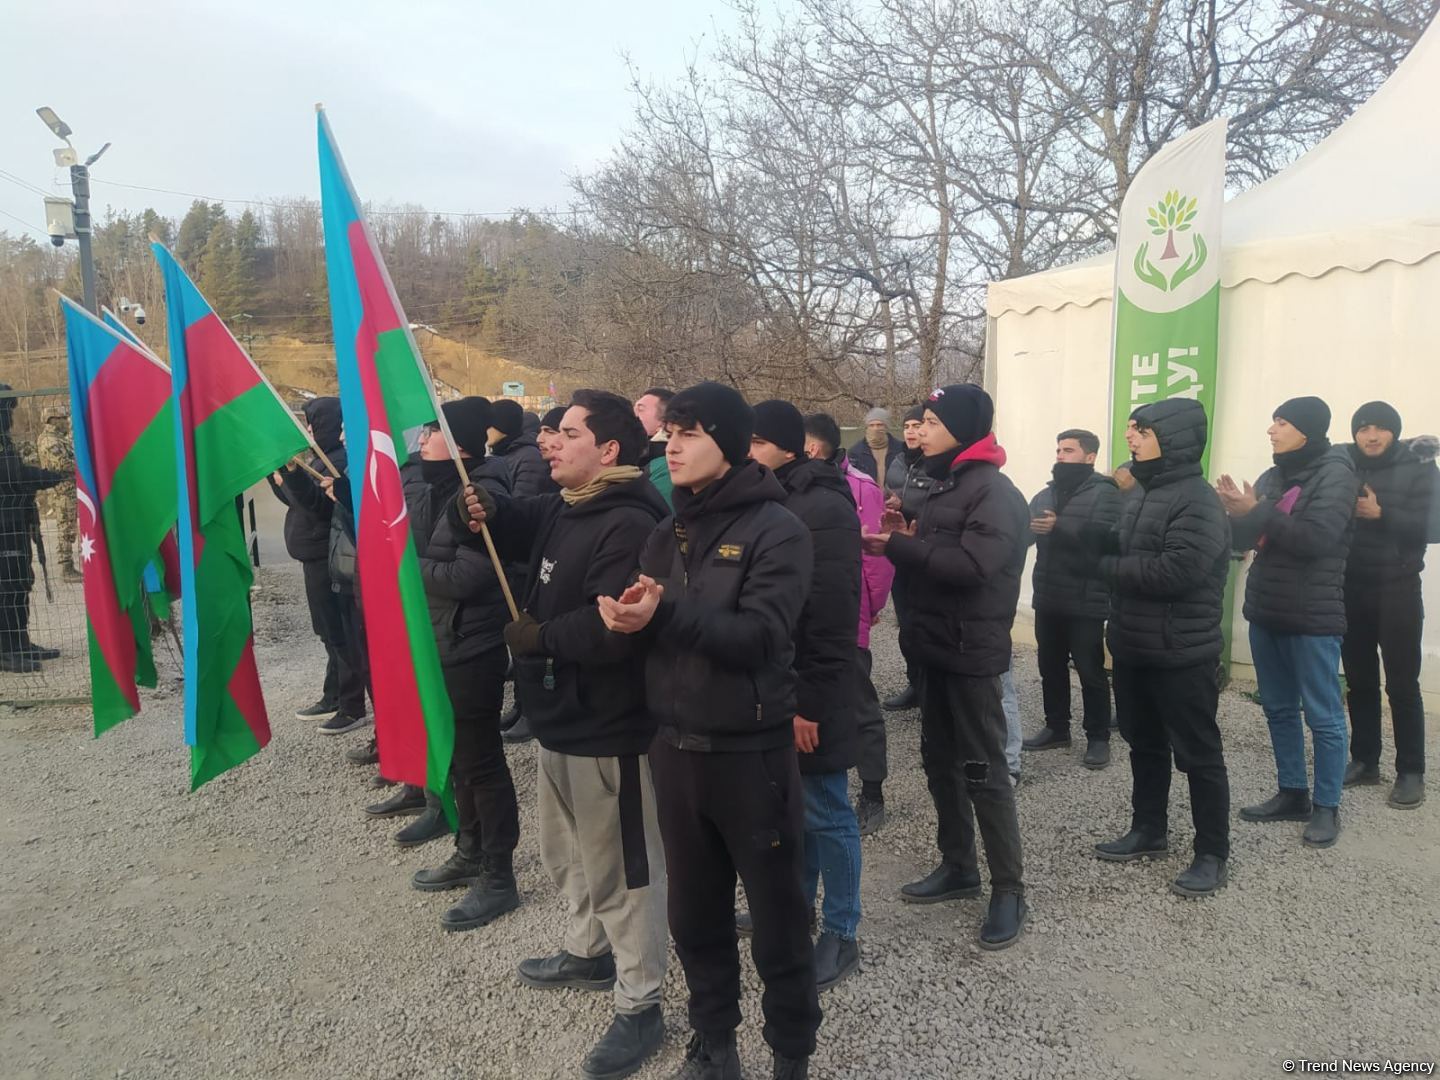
[1023,429,1120,769]
[847,407,903,485]
[881,405,933,712]
[863,384,1029,950]
[1218,396,1358,851]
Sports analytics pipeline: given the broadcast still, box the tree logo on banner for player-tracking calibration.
[1134,190,1207,293]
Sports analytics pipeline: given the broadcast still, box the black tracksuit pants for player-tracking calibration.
[1113,661,1230,859]
[649,738,821,1060]
[855,648,887,784]
[891,565,918,687]
[302,559,364,716]
[1342,577,1426,775]
[336,588,372,712]
[0,531,35,656]
[1034,609,1111,739]
[919,668,1024,894]
[445,646,518,858]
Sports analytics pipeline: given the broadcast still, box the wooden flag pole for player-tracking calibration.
[290,455,327,483]
[437,435,519,622]
[306,438,342,479]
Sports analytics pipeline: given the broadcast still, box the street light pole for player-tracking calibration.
[36,107,109,315]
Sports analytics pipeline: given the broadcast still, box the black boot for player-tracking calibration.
[1389,773,1425,810]
[502,713,534,745]
[441,853,520,931]
[669,1030,741,1080]
[978,891,1027,950]
[813,931,860,992]
[1302,805,1341,848]
[772,1053,809,1080]
[1022,725,1071,751]
[394,796,452,847]
[0,651,40,674]
[1094,827,1169,862]
[1170,854,1228,898]
[345,737,379,766]
[412,836,483,892]
[364,784,426,818]
[21,642,60,661]
[517,950,616,991]
[855,794,886,836]
[1082,738,1111,769]
[1239,788,1312,823]
[1344,759,1381,787]
[882,684,919,711]
[899,863,982,904]
[582,1006,664,1080]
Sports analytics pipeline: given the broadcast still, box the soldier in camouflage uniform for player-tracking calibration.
[36,407,80,582]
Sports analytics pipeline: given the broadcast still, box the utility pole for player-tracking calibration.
[36,107,109,314]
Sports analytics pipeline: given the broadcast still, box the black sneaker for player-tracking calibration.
[317,711,368,735]
[899,863,982,904]
[1343,759,1381,787]
[813,932,860,992]
[395,805,451,847]
[1094,828,1169,862]
[1022,726,1072,751]
[502,713,534,745]
[517,950,617,991]
[670,1030,741,1080]
[855,795,886,836]
[1239,788,1312,823]
[345,737,379,766]
[364,785,427,818]
[978,891,1027,950]
[295,699,339,721]
[1082,739,1111,769]
[1170,854,1228,898]
[882,685,919,711]
[581,1006,664,1080]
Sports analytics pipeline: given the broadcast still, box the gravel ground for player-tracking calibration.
[3,556,1438,1080]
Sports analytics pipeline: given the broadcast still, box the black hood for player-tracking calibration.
[776,455,854,503]
[673,460,788,520]
[564,474,671,520]
[493,431,538,457]
[303,396,343,454]
[1132,398,1208,468]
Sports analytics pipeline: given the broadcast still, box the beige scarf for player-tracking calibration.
[560,465,644,506]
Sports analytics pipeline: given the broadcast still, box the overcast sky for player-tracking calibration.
[1,0,743,238]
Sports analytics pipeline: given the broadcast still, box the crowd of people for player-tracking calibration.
[258,382,1433,1080]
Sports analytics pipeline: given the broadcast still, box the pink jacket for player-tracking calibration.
[841,456,895,648]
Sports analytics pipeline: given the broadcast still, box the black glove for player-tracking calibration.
[504,612,546,657]
[455,482,497,531]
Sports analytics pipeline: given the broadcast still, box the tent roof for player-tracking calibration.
[987,18,1440,317]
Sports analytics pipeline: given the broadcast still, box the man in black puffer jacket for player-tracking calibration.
[881,404,933,711]
[599,383,819,1080]
[1023,427,1121,768]
[453,391,671,1080]
[1220,396,1357,851]
[750,399,864,995]
[1083,399,1231,898]
[267,397,360,724]
[865,384,1029,950]
[1340,402,1433,810]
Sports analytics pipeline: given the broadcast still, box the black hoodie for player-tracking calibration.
[475,476,670,756]
[1098,398,1231,668]
[268,397,343,562]
[638,460,815,752]
[774,456,861,774]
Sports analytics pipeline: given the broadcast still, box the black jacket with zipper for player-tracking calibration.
[492,433,553,497]
[885,447,938,521]
[884,435,1029,678]
[1343,440,1434,587]
[847,433,904,485]
[1030,470,1121,620]
[475,477,669,756]
[637,461,814,753]
[774,456,861,775]
[267,397,343,563]
[1231,445,1357,637]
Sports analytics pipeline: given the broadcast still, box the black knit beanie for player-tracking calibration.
[1351,400,1402,440]
[491,399,524,438]
[924,384,994,449]
[903,403,926,424]
[540,405,567,431]
[666,382,754,466]
[1274,396,1331,443]
[442,397,494,458]
[752,400,807,457]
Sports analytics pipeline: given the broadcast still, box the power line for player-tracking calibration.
[0,168,58,199]
[0,207,48,236]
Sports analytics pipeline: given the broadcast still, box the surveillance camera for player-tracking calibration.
[50,233,65,248]
[117,298,133,313]
[133,306,147,325]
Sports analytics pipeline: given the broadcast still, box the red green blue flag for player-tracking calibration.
[317,107,455,813]
[61,298,177,735]
[154,242,309,789]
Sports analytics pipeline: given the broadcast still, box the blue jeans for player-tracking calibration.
[1002,664,1021,777]
[1248,625,1349,808]
[801,771,862,939]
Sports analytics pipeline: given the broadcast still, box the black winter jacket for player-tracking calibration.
[1098,399,1230,668]
[478,477,669,756]
[638,461,814,752]
[493,433,553,497]
[885,435,1029,678]
[1231,445,1357,636]
[1030,470,1121,620]
[885,447,938,521]
[1343,441,1435,586]
[417,457,513,663]
[268,397,342,562]
[775,457,861,774]
[847,434,904,485]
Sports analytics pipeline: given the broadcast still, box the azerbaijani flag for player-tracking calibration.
[154,242,309,789]
[61,298,177,735]
[318,108,455,811]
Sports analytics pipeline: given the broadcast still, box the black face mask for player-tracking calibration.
[1129,454,1165,485]
[1274,437,1330,476]
[421,459,455,487]
[1052,461,1094,493]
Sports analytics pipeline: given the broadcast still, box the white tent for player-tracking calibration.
[984,20,1440,697]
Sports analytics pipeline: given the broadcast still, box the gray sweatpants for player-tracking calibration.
[537,747,669,1013]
